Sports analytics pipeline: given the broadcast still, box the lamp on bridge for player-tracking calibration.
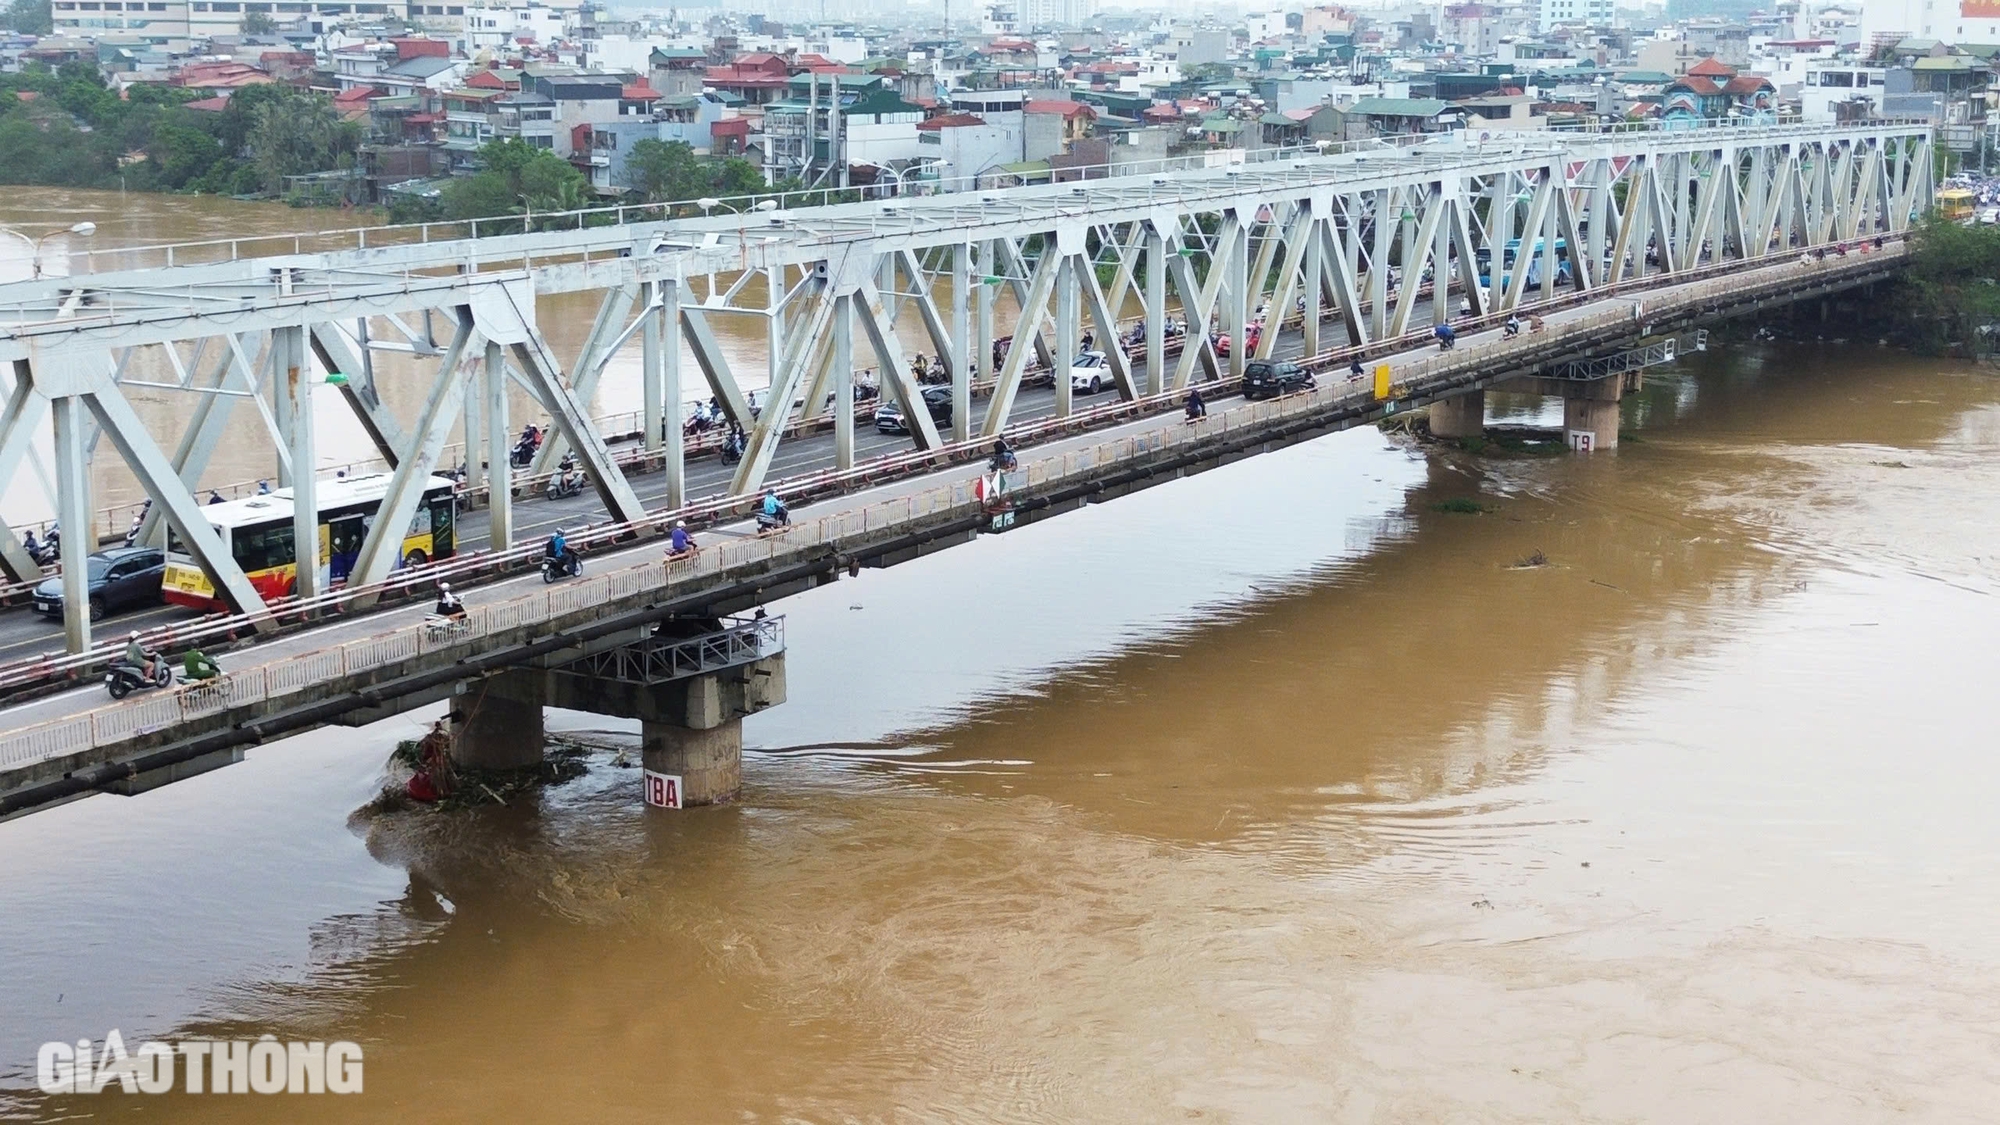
[0,221,96,281]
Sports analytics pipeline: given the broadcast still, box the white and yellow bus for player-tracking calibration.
[1937,187,1976,223]
[162,473,458,610]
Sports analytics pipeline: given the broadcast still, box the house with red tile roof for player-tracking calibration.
[1661,57,1776,124]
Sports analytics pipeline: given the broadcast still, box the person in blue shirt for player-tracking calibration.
[546,528,573,572]
[760,491,789,527]
[762,491,783,518]
[667,521,695,557]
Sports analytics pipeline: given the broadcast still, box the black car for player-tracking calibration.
[874,386,954,434]
[1242,360,1316,400]
[31,546,167,622]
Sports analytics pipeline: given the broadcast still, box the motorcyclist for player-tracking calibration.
[1504,315,1521,338]
[434,582,466,620]
[21,529,42,564]
[1434,323,1456,350]
[761,491,789,526]
[722,424,746,461]
[1350,358,1365,380]
[556,451,580,491]
[667,520,695,557]
[989,438,1018,472]
[182,647,221,682]
[546,529,574,572]
[124,630,157,682]
[1184,387,1207,421]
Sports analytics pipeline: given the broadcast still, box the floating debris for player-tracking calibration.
[1431,497,1487,514]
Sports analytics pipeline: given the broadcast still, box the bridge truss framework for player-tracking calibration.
[0,120,1933,654]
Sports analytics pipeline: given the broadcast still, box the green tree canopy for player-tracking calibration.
[3,0,50,34]
[438,138,591,226]
[246,92,360,194]
[239,9,274,31]
[625,139,775,208]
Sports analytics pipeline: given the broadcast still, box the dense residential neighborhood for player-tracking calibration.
[0,0,1994,213]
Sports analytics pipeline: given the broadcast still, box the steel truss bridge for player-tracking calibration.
[0,119,1932,663]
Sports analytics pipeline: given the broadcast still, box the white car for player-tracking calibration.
[1068,351,1112,394]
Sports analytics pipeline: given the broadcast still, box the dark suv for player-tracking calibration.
[1242,360,1316,400]
[31,546,167,621]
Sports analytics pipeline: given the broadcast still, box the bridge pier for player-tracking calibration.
[452,674,547,771]
[1429,390,1486,439]
[444,623,786,804]
[643,720,744,808]
[1562,377,1623,452]
[548,646,784,806]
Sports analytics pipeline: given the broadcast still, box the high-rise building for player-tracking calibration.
[1539,0,1613,30]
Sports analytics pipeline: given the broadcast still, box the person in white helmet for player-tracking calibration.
[434,581,466,620]
[124,630,157,681]
[667,520,696,558]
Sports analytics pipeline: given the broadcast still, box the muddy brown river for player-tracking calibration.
[1,193,1998,1122]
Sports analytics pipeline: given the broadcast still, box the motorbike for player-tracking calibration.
[718,433,745,466]
[541,552,583,583]
[27,531,59,566]
[508,438,538,469]
[988,451,1018,473]
[106,655,172,699]
[755,508,791,532]
[546,470,585,501]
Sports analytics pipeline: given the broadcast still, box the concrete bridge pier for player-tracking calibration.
[1429,390,1486,439]
[444,620,787,807]
[1561,377,1624,452]
[581,654,786,805]
[453,674,547,771]
[643,717,745,807]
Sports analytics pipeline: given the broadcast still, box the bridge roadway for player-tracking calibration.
[0,244,1904,818]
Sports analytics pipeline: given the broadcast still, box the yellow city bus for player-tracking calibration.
[1937,188,1976,223]
[162,473,457,610]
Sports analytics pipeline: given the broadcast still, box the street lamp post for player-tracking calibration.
[1,222,98,280]
[852,158,955,198]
